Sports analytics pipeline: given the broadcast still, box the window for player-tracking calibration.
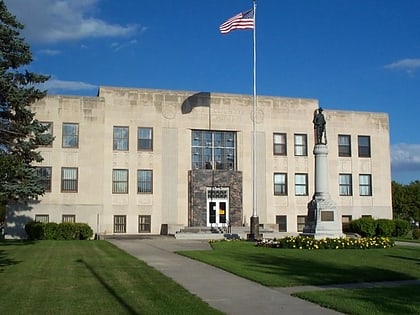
[192,130,236,170]
[342,215,352,233]
[112,169,128,194]
[40,122,53,147]
[359,174,372,196]
[274,173,287,195]
[297,215,306,232]
[339,174,352,196]
[114,215,126,233]
[294,134,307,156]
[138,215,151,233]
[137,170,153,193]
[36,167,52,192]
[338,135,351,157]
[295,173,308,196]
[61,167,78,192]
[62,123,79,148]
[273,133,287,156]
[138,127,153,151]
[358,135,371,157]
[276,215,287,232]
[62,215,76,223]
[35,214,49,223]
[113,126,129,151]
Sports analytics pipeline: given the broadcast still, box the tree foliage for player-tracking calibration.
[0,1,52,203]
[392,180,420,223]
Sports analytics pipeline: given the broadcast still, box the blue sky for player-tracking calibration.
[5,0,420,183]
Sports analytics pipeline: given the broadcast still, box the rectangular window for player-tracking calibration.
[339,174,352,196]
[137,170,153,193]
[192,130,236,170]
[358,135,371,158]
[274,173,287,196]
[276,215,287,232]
[113,126,129,151]
[62,215,76,223]
[297,215,306,232]
[342,215,352,233]
[294,134,307,156]
[113,215,126,233]
[295,173,308,196]
[61,167,78,192]
[338,134,351,157]
[36,167,52,192]
[62,123,79,148]
[273,133,287,156]
[35,214,49,223]
[359,174,372,196]
[138,127,153,151]
[40,122,53,147]
[112,169,128,194]
[138,215,151,233]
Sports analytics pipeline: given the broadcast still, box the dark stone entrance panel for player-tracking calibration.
[188,170,242,227]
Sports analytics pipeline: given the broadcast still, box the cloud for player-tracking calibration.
[5,0,142,43]
[38,49,62,56]
[384,58,420,74]
[391,143,420,171]
[111,39,138,52]
[39,78,97,93]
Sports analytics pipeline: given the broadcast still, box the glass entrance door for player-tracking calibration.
[207,188,229,227]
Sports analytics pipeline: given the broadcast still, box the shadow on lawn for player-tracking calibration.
[76,259,139,315]
[245,252,417,285]
[0,241,33,272]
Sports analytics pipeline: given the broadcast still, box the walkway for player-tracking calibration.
[108,237,342,315]
[108,238,420,315]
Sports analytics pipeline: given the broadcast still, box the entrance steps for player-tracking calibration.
[173,225,294,240]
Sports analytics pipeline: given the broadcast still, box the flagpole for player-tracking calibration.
[250,0,260,240]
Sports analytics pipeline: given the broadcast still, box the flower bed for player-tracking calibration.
[256,236,395,249]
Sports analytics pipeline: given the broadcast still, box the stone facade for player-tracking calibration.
[5,86,392,238]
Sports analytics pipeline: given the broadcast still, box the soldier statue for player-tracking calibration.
[313,107,326,144]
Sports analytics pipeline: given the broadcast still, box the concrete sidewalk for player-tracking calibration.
[108,237,342,315]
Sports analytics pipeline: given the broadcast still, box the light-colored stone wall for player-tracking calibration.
[6,86,392,238]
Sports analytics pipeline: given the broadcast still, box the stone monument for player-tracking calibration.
[303,108,344,239]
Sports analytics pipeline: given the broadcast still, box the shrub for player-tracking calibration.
[74,223,94,240]
[393,219,411,237]
[44,222,59,240]
[58,223,76,240]
[350,217,377,237]
[25,221,44,240]
[413,228,420,240]
[376,219,395,237]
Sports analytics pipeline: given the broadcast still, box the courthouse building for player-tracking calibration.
[6,86,392,238]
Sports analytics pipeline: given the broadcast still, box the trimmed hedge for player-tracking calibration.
[413,228,420,240]
[349,218,413,238]
[25,221,93,240]
[350,217,377,237]
[393,219,411,237]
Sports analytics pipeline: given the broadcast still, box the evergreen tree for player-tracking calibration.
[0,1,52,203]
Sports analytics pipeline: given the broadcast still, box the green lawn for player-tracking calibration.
[0,240,223,315]
[295,285,420,315]
[179,241,420,287]
[179,240,420,315]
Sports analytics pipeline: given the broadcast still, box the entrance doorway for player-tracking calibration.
[207,187,229,227]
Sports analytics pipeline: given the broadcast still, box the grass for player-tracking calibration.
[178,240,420,287]
[294,285,420,315]
[0,240,223,315]
[179,240,420,314]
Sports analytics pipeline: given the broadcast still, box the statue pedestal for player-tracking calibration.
[303,144,344,239]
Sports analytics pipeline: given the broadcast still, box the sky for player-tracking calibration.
[4,0,420,184]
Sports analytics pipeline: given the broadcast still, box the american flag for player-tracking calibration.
[219,8,254,34]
